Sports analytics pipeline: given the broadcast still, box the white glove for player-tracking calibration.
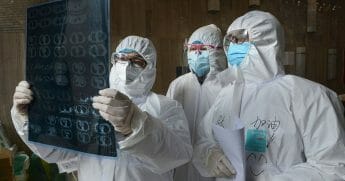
[92,88,134,135]
[206,148,236,177]
[13,81,33,116]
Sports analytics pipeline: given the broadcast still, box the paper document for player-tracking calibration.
[212,124,245,181]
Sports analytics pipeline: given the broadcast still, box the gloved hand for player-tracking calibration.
[206,147,236,177]
[92,88,134,135]
[13,81,33,116]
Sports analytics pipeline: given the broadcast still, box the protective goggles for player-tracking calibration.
[111,52,147,69]
[223,29,250,50]
[185,43,223,52]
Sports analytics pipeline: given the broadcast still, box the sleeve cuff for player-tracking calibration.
[118,104,149,149]
[10,106,28,136]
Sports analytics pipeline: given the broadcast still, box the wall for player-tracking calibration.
[110,0,345,94]
[1,0,345,151]
[0,0,47,151]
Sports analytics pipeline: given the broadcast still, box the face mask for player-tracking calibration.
[187,50,210,77]
[227,42,251,66]
[113,61,143,84]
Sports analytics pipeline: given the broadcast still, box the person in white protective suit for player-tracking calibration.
[11,35,193,181]
[166,24,233,181]
[193,10,345,181]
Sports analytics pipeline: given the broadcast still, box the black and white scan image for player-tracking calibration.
[26,0,116,157]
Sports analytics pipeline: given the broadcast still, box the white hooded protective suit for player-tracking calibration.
[166,24,227,181]
[11,36,192,181]
[193,11,345,181]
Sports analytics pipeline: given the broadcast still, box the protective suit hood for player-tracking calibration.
[110,35,156,99]
[226,10,285,83]
[188,24,227,77]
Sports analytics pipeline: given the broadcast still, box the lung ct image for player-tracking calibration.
[26,0,117,157]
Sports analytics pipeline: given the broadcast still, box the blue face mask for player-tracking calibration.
[227,42,252,66]
[188,50,210,77]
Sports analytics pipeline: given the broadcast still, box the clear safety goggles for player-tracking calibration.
[185,43,222,53]
[111,52,147,69]
[223,29,250,50]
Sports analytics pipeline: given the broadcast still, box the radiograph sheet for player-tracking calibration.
[26,0,117,157]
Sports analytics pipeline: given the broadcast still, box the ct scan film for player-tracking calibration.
[26,0,117,157]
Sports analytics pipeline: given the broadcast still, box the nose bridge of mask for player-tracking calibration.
[227,42,252,66]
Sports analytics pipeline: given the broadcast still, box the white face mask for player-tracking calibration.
[111,61,143,85]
